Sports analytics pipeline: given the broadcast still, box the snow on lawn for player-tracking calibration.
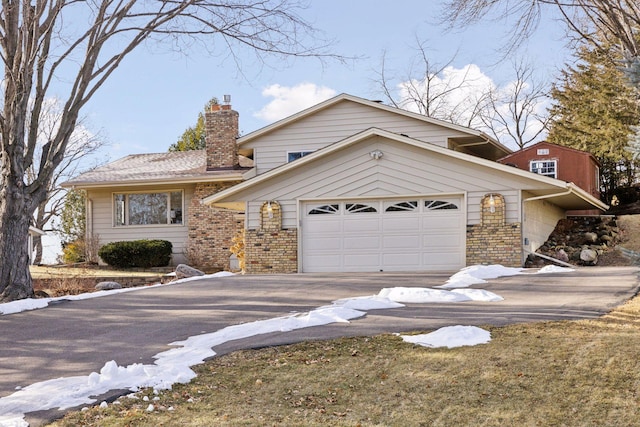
[401,325,492,348]
[0,265,573,426]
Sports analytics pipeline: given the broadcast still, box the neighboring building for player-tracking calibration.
[28,226,45,265]
[63,94,607,273]
[497,141,601,199]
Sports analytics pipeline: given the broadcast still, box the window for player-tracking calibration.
[536,148,549,155]
[308,204,339,215]
[530,160,557,178]
[385,201,418,212]
[346,203,377,213]
[287,151,314,162]
[425,200,458,210]
[114,191,183,226]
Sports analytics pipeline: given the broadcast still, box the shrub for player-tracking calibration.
[61,239,86,264]
[98,239,172,268]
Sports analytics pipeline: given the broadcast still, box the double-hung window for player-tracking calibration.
[114,191,183,226]
[530,160,557,178]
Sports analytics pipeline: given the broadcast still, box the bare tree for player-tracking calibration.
[373,41,549,149]
[441,0,640,59]
[25,100,106,264]
[481,60,551,149]
[0,1,336,302]
[374,39,492,127]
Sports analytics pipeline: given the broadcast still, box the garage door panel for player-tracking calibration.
[305,237,342,251]
[421,215,461,228]
[344,236,380,249]
[383,234,420,249]
[422,232,462,249]
[343,217,380,232]
[382,216,420,232]
[306,219,342,233]
[344,253,380,269]
[382,252,421,268]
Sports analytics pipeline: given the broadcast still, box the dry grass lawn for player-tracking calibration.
[50,293,640,427]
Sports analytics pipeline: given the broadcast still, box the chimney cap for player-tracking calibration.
[223,94,231,105]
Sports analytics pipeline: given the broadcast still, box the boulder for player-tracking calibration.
[175,264,205,279]
[555,249,569,263]
[95,281,122,291]
[580,248,598,264]
[583,232,598,243]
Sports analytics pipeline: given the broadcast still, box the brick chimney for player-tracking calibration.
[205,102,239,170]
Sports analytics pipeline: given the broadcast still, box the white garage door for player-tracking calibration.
[301,197,465,272]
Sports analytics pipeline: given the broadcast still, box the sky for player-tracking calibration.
[0,264,573,426]
[78,0,572,160]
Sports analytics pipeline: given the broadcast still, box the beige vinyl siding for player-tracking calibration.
[87,184,195,265]
[233,136,546,229]
[245,100,476,174]
[522,193,566,253]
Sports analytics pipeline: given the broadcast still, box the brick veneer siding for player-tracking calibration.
[205,104,239,170]
[244,201,298,274]
[466,193,523,267]
[187,182,243,271]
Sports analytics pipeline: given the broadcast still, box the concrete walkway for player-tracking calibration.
[1,266,638,425]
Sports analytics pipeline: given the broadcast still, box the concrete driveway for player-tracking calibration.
[1,266,638,425]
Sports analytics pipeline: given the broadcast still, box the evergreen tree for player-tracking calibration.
[547,43,640,203]
[169,98,218,152]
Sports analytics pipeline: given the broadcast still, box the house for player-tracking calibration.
[496,141,601,199]
[63,94,607,273]
[28,226,45,265]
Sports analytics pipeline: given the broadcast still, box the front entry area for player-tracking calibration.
[301,196,465,272]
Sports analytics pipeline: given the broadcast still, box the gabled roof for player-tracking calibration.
[62,150,253,189]
[238,93,512,158]
[205,128,607,211]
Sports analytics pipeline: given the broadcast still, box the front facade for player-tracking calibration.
[64,94,607,272]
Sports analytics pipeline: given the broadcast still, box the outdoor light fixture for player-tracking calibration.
[489,194,496,213]
[266,201,274,219]
[369,149,383,160]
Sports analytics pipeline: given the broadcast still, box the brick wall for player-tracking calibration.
[466,193,523,267]
[205,104,239,170]
[244,201,298,274]
[187,182,243,271]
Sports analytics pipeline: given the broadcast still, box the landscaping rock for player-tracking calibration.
[583,232,598,243]
[95,281,122,291]
[555,249,569,263]
[175,264,205,279]
[580,248,598,264]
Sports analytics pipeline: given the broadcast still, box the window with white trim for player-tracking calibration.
[114,191,183,226]
[287,151,314,162]
[346,203,377,213]
[425,200,458,210]
[308,204,339,215]
[385,201,418,212]
[530,160,557,178]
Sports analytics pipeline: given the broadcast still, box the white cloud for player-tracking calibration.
[254,83,337,122]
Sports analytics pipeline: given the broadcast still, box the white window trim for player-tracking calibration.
[112,189,184,227]
[529,159,557,178]
[286,150,314,163]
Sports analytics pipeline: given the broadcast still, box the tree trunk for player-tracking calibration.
[0,180,35,302]
[33,234,43,265]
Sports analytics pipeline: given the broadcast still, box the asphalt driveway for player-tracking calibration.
[1,266,638,425]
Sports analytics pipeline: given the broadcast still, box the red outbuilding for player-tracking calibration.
[497,141,601,200]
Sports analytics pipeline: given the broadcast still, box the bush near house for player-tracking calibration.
[98,240,172,268]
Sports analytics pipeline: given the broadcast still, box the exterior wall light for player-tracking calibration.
[266,201,274,218]
[489,194,496,213]
[369,149,383,160]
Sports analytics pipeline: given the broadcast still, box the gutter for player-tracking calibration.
[522,189,572,203]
